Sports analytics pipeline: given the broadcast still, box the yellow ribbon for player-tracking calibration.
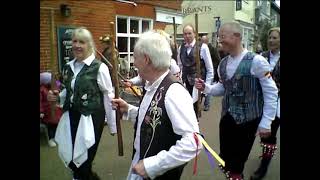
[196,134,225,167]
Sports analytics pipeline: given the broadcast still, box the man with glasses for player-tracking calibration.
[195,21,278,180]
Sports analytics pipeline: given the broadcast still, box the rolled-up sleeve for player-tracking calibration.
[143,83,202,179]
[251,55,278,130]
[97,63,117,133]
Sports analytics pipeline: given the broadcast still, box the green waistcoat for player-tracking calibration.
[62,59,104,116]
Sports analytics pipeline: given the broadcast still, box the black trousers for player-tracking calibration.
[46,123,57,139]
[68,107,105,180]
[260,116,280,144]
[219,113,260,174]
[185,79,198,117]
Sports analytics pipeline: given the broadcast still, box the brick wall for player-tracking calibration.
[135,0,182,10]
[40,1,182,72]
[40,1,115,72]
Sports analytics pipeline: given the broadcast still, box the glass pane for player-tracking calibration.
[117,18,127,33]
[119,54,128,58]
[142,20,150,32]
[130,37,138,52]
[130,19,139,34]
[117,37,128,52]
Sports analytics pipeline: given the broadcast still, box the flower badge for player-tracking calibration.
[81,94,88,106]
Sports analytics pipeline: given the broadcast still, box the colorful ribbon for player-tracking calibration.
[195,133,225,167]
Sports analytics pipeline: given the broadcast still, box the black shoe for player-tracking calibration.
[250,158,271,180]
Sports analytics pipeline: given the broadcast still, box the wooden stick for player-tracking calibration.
[194,14,202,118]
[96,50,142,100]
[109,21,124,156]
[172,16,177,60]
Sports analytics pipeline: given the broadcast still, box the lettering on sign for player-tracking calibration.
[182,6,212,15]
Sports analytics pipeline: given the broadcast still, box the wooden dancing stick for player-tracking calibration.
[172,16,177,60]
[194,13,202,118]
[96,50,142,101]
[109,21,124,156]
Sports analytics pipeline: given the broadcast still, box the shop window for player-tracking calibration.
[117,18,127,33]
[130,19,139,34]
[142,20,150,32]
[117,37,128,52]
[116,16,153,63]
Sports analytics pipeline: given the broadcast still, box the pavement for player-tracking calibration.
[40,96,280,180]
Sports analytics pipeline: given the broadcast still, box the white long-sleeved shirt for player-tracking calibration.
[59,53,117,132]
[129,59,180,86]
[125,70,202,180]
[268,51,280,118]
[177,39,214,84]
[268,51,280,71]
[204,49,278,130]
[55,53,117,167]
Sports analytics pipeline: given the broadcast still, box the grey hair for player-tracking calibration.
[134,31,172,70]
[221,21,243,39]
[72,27,96,54]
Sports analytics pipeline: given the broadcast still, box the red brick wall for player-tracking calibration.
[40,1,182,72]
[135,0,182,10]
[40,1,115,72]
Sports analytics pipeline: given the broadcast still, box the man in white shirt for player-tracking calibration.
[112,30,202,180]
[177,24,214,116]
[195,22,278,180]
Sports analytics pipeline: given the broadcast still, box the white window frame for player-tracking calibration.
[242,26,254,51]
[116,15,153,63]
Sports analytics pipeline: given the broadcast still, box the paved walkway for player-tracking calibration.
[40,97,280,180]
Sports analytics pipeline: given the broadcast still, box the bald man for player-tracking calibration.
[195,22,278,180]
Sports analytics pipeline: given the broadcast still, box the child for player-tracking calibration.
[40,72,62,147]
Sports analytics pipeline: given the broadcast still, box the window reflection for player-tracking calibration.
[130,19,139,34]
[117,37,128,52]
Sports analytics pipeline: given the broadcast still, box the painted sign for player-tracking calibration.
[57,26,76,72]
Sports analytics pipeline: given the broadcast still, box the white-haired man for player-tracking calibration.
[195,22,278,180]
[112,31,202,180]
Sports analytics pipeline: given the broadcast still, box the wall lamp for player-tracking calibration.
[60,4,71,17]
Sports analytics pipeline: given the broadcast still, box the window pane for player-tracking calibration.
[119,54,128,59]
[130,19,139,34]
[142,20,150,32]
[117,18,127,33]
[130,37,138,52]
[117,37,128,52]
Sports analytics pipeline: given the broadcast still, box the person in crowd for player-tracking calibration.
[195,22,278,180]
[177,24,214,116]
[250,27,280,180]
[48,27,117,180]
[40,72,63,147]
[112,30,202,180]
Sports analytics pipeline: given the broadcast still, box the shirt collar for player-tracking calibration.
[229,49,248,60]
[67,53,96,72]
[144,70,170,92]
[185,39,196,48]
[270,50,280,58]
